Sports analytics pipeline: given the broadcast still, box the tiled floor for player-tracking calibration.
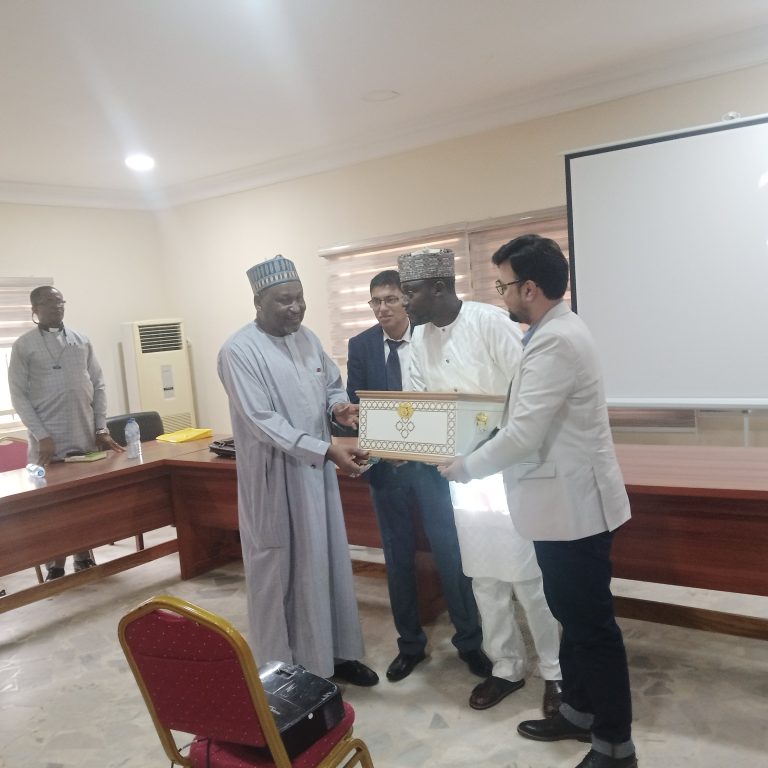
[1,531,767,768]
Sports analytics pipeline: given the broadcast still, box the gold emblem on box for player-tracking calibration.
[397,402,414,420]
[395,401,416,438]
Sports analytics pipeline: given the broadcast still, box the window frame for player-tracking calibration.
[1,277,54,430]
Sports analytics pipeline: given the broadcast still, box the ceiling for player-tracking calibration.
[2,0,768,209]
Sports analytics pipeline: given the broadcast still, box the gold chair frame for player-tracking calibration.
[118,595,374,768]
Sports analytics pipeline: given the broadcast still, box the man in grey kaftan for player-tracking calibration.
[8,285,124,580]
[217,256,378,684]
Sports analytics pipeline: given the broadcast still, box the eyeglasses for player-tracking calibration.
[495,279,524,296]
[368,295,403,309]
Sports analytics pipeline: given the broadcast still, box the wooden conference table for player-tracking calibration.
[0,440,200,613]
[1,440,767,640]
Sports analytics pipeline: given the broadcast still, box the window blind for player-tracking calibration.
[1,277,53,426]
[468,211,571,309]
[323,233,469,362]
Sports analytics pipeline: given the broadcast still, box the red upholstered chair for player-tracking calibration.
[0,437,28,471]
[118,595,374,768]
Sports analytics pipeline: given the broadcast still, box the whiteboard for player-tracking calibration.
[566,115,768,408]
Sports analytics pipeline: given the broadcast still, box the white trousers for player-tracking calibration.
[472,575,562,682]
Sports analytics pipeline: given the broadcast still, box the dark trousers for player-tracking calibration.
[369,462,482,655]
[534,532,633,745]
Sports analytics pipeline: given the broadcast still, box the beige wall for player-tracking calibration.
[0,203,169,419]
[3,62,768,439]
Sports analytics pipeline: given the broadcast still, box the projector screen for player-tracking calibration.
[566,115,768,409]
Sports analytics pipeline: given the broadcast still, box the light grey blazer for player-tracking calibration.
[464,301,630,541]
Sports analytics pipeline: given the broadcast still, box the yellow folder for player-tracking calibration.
[156,428,213,443]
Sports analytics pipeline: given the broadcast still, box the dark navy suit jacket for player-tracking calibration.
[346,323,402,488]
[347,323,389,404]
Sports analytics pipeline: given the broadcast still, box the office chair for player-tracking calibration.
[106,411,165,446]
[118,595,374,768]
[106,411,164,550]
[0,438,45,584]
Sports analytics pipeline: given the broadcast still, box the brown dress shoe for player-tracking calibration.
[543,679,563,718]
[469,675,525,709]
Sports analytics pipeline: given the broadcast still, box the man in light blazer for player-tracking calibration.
[440,234,636,768]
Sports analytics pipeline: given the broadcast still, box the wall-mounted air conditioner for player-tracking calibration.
[121,319,197,433]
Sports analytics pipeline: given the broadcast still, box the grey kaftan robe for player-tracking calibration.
[217,321,364,677]
[8,327,107,463]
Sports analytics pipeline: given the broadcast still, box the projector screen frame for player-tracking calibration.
[565,113,768,410]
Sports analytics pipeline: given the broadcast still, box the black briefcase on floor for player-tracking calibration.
[259,662,345,758]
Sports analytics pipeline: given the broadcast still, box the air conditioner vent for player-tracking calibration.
[161,412,194,433]
[137,323,183,353]
[121,319,197,429]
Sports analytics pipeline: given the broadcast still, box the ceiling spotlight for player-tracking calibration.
[361,90,400,102]
[125,153,156,172]
[722,111,741,122]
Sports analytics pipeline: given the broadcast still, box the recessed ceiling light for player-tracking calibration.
[361,90,400,102]
[125,154,156,172]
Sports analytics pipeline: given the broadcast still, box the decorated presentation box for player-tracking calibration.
[356,390,505,462]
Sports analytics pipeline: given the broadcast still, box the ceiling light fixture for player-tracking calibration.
[125,153,156,172]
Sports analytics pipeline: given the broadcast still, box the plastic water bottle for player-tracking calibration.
[26,463,46,478]
[125,417,142,459]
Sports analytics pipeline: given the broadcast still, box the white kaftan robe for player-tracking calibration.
[217,321,364,677]
[9,327,107,463]
[409,302,539,582]
[410,303,561,681]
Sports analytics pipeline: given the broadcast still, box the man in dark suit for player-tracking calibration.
[346,270,488,682]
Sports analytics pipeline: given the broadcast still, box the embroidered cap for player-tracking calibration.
[398,248,455,283]
[246,255,300,294]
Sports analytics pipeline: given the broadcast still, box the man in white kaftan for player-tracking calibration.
[217,256,378,685]
[400,248,562,716]
[9,285,124,580]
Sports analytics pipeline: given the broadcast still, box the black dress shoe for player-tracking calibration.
[542,679,563,718]
[74,558,97,572]
[386,651,426,682]
[574,749,637,768]
[458,648,493,678]
[518,713,591,743]
[469,675,525,709]
[45,567,65,581]
[332,660,379,687]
